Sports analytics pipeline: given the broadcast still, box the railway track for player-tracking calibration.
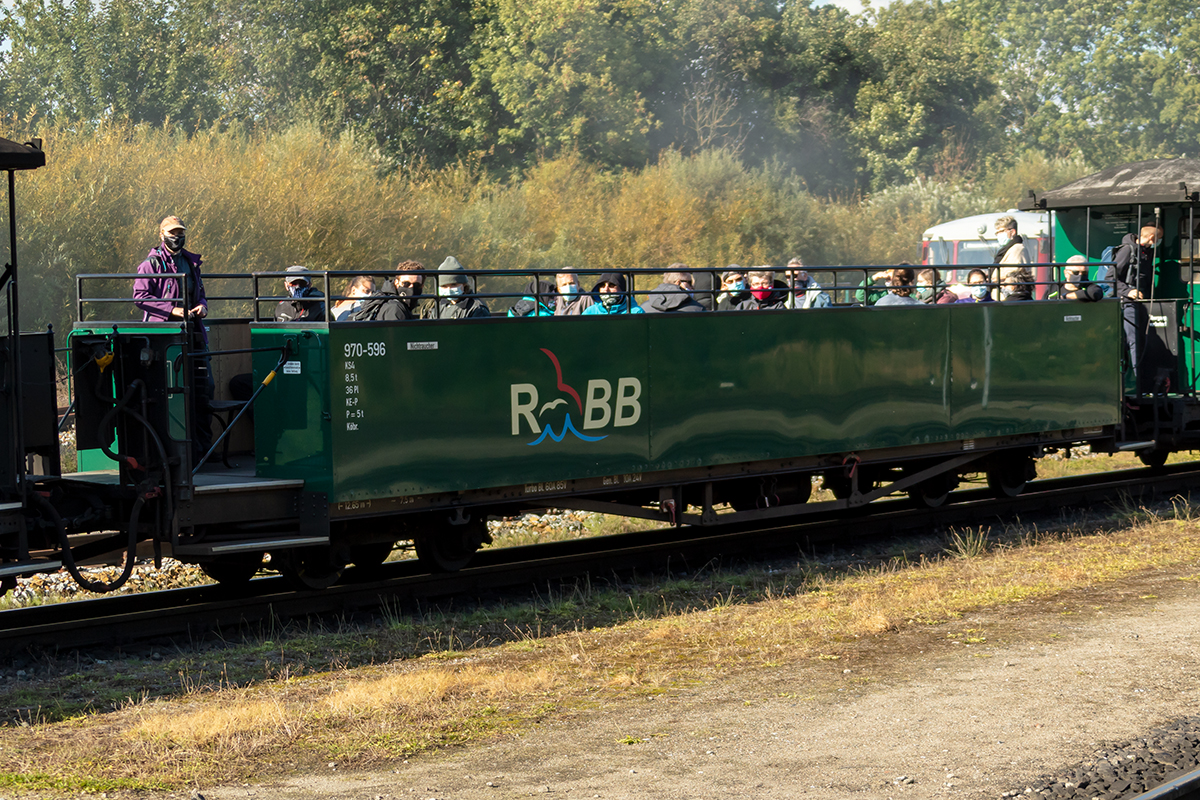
[1133,767,1200,799]
[1,462,1197,655]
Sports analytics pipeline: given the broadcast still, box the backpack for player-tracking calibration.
[1096,244,1126,298]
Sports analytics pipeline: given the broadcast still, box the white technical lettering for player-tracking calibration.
[613,377,642,427]
[583,380,612,429]
[511,384,539,435]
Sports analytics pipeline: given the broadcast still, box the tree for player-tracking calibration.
[475,0,668,167]
[963,0,1200,164]
[1,0,223,127]
[847,0,1001,189]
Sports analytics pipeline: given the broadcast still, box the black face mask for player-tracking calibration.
[162,233,185,252]
[397,282,423,307]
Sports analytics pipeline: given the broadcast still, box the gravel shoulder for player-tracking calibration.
[182,565,1200,800]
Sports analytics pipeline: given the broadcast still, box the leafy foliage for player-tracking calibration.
[0,0,1120,190]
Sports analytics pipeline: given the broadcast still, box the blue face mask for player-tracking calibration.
[289,283,309,298]
[560,283,579,295]
[444,285,465,297]
[972,284,989,300]
[732,280,747,292]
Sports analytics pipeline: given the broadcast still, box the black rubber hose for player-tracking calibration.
[119,405,174,530]
[95,381,173,524]
[93,376,175,547]
[33,491,143,594]
[97,380,141,465]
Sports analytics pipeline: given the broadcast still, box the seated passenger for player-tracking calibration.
[956,269,993,303]
[554,270,593,315]
[1048,256,1104,302]
[333,275,374,321]
[735,269,787,310]
[583,272,645,315]
[917,268,957,304]
[717,266,750,310]
[783,257,831,309]
[508,279,556,316]
[999,267,1034,302]
[692,270,717,311]
[641,265,705,313]
[854,269,890,306]
[274,266,326,321]
[874,267,923,306]
[433,256,490,319]
[349,259,425,321]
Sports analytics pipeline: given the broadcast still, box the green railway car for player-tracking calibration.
[248,299,1120,530]
[1021,157,1200,463]
[0,143,1182,598]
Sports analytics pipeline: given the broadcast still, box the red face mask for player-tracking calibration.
[751,288,772,301]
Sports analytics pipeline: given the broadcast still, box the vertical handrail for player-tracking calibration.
[6,170,24,508]
[1191,207,1197,397]
[177,256,195,488]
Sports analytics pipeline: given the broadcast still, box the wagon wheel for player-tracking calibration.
[822,471,853,500]
[199,552,264,587]
[414,513,489,573]
[346,541,395,578]
[781,477,813,506]
[985,454,1035,498]
[275,546,344,591]
[909,473,954,508]
[1138,447,1170,470]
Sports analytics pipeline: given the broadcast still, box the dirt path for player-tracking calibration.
[197,567,1200,800]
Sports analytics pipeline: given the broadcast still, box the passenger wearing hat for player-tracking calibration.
[716,265,750,311]
[431,256,489,320]
[134,215,208,327]
[582,272,644,315]
[274,266,327,322]
[131,214,214,464]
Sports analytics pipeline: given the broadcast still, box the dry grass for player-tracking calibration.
[4,501,1200,791]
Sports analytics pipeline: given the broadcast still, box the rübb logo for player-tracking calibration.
[511,348,642,445]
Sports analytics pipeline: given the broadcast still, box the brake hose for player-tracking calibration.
[33,490,144,594]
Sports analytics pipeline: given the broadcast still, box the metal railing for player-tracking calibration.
[74,263,1138,323]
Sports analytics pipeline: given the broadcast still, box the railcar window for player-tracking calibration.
[926,240,954,265]
[956,240,997,265]
[1179,216,1200,270]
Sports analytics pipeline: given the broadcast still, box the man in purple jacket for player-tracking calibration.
[134,215,208,327]
[132,215,214,465]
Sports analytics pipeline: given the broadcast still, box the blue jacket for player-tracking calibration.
[583,299,645,315]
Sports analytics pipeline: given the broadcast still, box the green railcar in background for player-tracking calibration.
[1022,158,1200,463]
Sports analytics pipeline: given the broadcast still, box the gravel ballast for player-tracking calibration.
[1005,718,1200,798]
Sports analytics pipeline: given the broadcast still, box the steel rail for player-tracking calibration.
[1,462,1198,654]
[1129,766,1200,800]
